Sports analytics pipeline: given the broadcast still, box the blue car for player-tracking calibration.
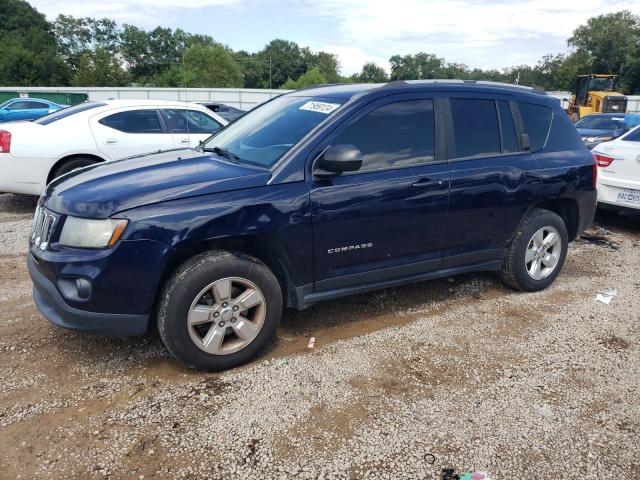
[0,98,64,123]
[574,113,640,149]
[28,81,596,371]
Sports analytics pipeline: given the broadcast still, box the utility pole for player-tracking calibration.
[269,57,272,90]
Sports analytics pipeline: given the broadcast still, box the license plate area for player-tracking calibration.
[615,188,640,206]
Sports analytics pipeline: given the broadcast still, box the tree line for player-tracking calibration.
[1,0,639,94]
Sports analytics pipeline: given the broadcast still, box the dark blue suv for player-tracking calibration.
[28,81,597,370]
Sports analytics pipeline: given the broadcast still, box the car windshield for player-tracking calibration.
[34,102,106,125]
[575,115,625,130]
[0,99,14,109]
[587,77,615,91]
[201,95,345,168]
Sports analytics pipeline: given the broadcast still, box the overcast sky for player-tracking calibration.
[29,0,637,75]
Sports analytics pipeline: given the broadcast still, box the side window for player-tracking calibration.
[518,102,552,151]
[623,127,640,142]
[99,110,163,134]
[497,101,519,153]
[8,101,30,110]
[28,102,48,109]
[161,109,222,134]
[333,99,436,172]
[450,99,501,158]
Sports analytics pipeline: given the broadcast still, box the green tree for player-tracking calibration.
[0,0,69,85]
[177,44,243,88]
[354,62,388,83]
[282,68,327,89]
[71,47,129,86]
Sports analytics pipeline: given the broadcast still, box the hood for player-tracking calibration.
[576,127,623,138]
[43,148,271,218]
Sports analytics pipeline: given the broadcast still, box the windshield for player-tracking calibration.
[587,77,615,91]
[202,95,345,168]
[0,99,14,109]
[575,115,625,130]
[34,102,106,125]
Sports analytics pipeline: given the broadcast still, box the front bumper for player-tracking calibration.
[28,253,149,336]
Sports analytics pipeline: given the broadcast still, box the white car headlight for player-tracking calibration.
[586,136,613,143]
[59,216,128,248]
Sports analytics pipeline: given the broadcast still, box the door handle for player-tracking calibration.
[179,138,190,144]
[411,178,445,188]
[104,138,118,145]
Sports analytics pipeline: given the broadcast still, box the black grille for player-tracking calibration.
[31,207,58,251]
[602,96,627,114]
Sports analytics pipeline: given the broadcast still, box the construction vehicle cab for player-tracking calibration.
[568,74,627,121]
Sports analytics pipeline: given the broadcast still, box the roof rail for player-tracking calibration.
[381,79,546,94]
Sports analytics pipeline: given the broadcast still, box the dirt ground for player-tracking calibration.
[0,192,639,479]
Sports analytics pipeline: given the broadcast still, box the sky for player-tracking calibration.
[29,0,638,76]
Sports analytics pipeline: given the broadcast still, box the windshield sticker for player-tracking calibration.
[299,101,341,114]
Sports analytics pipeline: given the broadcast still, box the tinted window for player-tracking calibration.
[99,110,163,133]
[574,115,625,130]
[622,127,640,142]
[161,109,222,134]
[497,101,519,153]
[333,99,435,172]
[8,101,30,110]
[519,102,552,151]
[451,99,501,158]
[28,101,48,109]
[35,102,106,125]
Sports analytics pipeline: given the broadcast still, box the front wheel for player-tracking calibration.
[501,208,568,291]
[158,251,282,371]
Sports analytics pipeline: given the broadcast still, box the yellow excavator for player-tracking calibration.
[566,74,627,121]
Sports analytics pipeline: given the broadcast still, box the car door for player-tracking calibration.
[90,108,175,160]
[3,100,32,122]
[160,108,224,148]
[308,94,450,292]
[442,94,540,268]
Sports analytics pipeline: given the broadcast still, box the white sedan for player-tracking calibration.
[593,125,640,211]
[0,99,227,195]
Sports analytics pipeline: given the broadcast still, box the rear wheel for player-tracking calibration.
[50,156,99,182]
[501,208,568,291]
[158,251,282,371]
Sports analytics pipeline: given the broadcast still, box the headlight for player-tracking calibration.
[59,216,128,248]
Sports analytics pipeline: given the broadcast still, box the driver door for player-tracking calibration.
[307,93,450,291]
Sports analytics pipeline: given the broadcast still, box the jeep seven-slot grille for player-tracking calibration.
[31,207,58,251]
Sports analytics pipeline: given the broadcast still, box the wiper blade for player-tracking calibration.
[203,146,240,161]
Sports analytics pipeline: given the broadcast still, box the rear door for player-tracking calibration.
[90,108,175,160]
[27,101,55,120]
[443,94,540,268]
[160,108,224,148]
[308,93,450,291]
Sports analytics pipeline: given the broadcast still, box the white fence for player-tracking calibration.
[1,86,639,112]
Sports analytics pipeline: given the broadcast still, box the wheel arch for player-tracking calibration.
[47,153,106,184]
[526,197,580,241]
[153,234,295,321]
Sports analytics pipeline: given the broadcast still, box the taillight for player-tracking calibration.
[0,130,10,153]
[593,153,614,167]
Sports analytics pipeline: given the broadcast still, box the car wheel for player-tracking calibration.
[158,250,282,371]
[50,157,99,181]
[501,208,568,292]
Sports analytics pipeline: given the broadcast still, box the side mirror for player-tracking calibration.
[314,144,363,178]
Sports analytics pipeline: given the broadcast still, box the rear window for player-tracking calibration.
[451,98,501,158]
[34,102,106,125]
[622,127,640,142]
[519,102,552,151]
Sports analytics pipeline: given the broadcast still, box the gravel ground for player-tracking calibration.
[0,192,639,479]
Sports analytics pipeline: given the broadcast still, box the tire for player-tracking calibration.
[501,208,568,292]
[50,157,99,182]
[158,250,282,371]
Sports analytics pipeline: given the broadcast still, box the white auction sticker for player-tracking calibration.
[299,101,341,114]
